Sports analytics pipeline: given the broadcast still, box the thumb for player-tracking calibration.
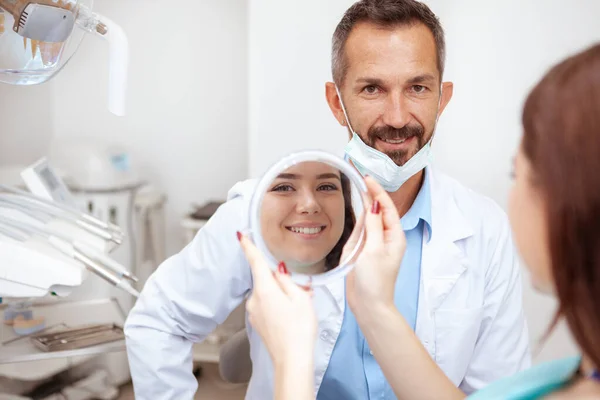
[238,232,276,290]
[274,271,311,299]
[364,176,402,245]
[364,198,384,251]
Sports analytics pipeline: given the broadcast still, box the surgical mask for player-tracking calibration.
[336,85,443,192]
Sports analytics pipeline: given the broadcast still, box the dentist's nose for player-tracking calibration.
[381,92,411,129]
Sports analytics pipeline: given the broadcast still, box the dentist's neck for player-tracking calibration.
[347,157,425,218]
[388,170,425,218]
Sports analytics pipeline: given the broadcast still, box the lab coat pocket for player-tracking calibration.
[433,308,483,385]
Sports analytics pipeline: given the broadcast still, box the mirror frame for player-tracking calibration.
[248,150,368,286]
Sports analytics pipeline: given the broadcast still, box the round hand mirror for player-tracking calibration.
[248,150,367,286]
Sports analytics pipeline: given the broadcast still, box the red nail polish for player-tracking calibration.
[371,200,380,214]
[236,231,242,241]
[278,261,288,275]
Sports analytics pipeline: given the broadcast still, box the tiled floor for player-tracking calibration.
[117,364,247,400]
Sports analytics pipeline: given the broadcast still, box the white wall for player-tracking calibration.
[0,0,249,255]
[0,84,55,165]
[248,0,355,176]
[248,0,600,363]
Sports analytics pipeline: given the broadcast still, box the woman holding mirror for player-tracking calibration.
[238,43,600,400]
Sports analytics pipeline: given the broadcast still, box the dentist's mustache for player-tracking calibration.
[367,124,425,143]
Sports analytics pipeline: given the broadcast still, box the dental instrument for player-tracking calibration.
[0,216,139,298]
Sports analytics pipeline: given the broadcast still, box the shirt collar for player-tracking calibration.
[400,168,432,239]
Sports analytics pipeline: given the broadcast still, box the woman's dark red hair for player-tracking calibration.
[522,43,600,368]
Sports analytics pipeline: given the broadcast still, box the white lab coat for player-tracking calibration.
[124,167,531,399]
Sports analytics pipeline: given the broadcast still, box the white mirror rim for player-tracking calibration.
[248,150,368,287]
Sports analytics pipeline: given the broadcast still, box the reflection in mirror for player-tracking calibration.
[259,161,361,276]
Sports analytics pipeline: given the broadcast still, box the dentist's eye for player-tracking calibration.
[363,85,380,95]
[412,85,427,94]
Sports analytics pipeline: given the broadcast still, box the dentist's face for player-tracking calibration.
[326,21,453,166]
[260,162,346,273]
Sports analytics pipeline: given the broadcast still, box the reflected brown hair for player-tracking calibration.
[521,43,600,368]
[326,173,356,270]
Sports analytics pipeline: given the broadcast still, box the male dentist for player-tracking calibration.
[124,1,531,399]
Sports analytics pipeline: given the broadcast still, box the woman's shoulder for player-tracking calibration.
[467,356,581,400]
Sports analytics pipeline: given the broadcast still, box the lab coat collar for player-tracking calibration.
[421,166,474,311]
[428,166,473,244]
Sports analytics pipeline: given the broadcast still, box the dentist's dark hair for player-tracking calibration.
[332,0,445,86]
[326,173,356,270]
[521,42,600,369]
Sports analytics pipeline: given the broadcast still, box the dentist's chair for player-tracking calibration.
[218,329,252,383]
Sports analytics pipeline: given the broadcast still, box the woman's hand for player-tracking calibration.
[237,232,317,369]
[342,176,407,314]
[338,178,463,400]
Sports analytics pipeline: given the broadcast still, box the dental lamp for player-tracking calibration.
[0,176,140,300]
[0,0,128,115]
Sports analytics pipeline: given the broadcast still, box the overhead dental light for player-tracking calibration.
[0,0,128,115]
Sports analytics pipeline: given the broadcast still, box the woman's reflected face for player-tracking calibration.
[260,162,346,273]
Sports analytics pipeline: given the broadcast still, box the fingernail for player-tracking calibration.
[278,261,288,275]
[371,200,380,214]
[236,231,242,241]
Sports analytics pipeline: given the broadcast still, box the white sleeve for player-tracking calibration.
[124,195,252,399]
[459,213,532,394]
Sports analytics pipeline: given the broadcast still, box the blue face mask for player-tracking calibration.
[336,85,442,192]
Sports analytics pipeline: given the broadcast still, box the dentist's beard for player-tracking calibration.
[365,124,426,166]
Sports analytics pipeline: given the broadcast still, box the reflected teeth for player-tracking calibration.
[289,227,323,234]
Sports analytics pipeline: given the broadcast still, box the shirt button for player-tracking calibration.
[320,330,331,341]
[369,350,373,356]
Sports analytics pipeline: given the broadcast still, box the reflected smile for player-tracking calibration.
[285,226,326,235]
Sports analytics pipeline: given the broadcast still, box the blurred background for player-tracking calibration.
[1,0,599,398]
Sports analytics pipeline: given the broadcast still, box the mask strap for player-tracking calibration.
[335,86,358,135]
[428,84,445,149]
